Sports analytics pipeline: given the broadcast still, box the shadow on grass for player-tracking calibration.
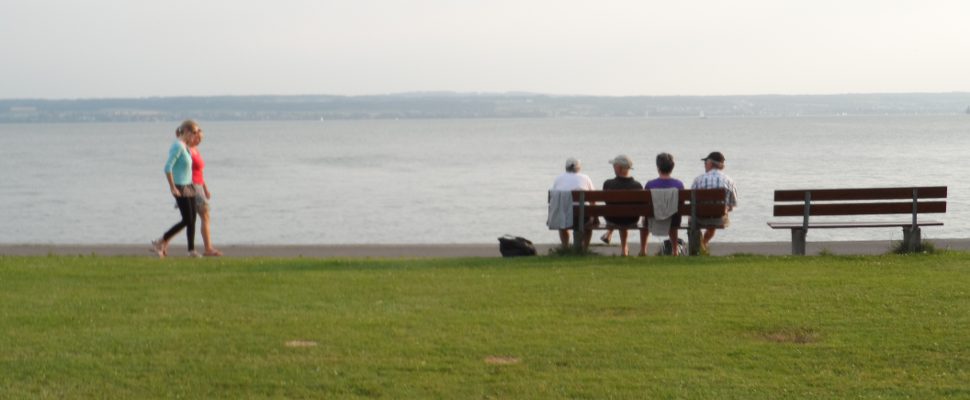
[546,246,601,257]
[889,240,938,255]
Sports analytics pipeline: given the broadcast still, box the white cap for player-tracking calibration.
[609,154,633,169]
[565,157,581,171]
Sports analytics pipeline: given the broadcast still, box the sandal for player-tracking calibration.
[150,239,167,258]
[204,249,223,257]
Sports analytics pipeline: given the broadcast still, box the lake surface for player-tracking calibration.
[0,116,966,245]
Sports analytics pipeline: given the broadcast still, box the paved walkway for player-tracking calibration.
[1,239,967,258]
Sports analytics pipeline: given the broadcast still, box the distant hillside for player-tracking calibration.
[2,92,969,122]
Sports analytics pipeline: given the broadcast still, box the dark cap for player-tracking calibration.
[701,151,725,163]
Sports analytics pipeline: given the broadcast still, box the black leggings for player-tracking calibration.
[163,193,197,251]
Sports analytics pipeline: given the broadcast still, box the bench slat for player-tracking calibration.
[768,220,944,229]
[774,186,947,202]
[690,188,729,202]
[575,204,696,218]
[585,222,724,230]
[573,190,671,202]
[579,204,654,218]
[773,201,947,217]
[570,189,726,202]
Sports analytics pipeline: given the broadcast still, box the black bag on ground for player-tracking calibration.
[661,238,687,256]
[498,235,537,257]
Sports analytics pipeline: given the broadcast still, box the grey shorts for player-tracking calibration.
[694,214,730,228]
[192,184,209,212]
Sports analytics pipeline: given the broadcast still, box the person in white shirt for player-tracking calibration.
[690,151,739,251]
[550,157,596,249]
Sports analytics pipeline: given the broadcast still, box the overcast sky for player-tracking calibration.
[2,0,969,99]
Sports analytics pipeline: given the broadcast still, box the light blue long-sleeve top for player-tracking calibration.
[163,139,193,185]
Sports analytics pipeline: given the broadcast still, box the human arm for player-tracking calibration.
[166,172,180,197]
[163,141,184,197]
[203,182,211,199]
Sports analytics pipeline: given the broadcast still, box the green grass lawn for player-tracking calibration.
[0,253,968,399]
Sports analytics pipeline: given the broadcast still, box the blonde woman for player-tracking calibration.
[189,129,222,256]
[152,120,200,258]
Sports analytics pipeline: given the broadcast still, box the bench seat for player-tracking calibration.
[588,221,725,230]
[767,220,943,229]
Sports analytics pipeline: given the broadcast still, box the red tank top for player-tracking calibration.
[189,147,205,185]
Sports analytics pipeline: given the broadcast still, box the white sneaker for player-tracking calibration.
[187,250,202,258]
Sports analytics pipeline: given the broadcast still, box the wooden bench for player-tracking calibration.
[767,186,947,255]
[550,189,729,255]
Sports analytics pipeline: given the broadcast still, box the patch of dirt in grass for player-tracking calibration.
[485,356,521,365]
[285,340,318,348]
[588,306,642,320]
[755,327,821,344]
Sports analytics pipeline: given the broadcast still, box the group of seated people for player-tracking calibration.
[548,151,739,256]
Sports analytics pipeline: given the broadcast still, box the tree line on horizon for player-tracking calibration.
[1,92,969,122]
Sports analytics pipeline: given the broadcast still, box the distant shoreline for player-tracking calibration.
[3,92,969,123]
[3,239,969,258]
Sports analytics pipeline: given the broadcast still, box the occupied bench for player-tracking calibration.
[767,186,947,255]
[550,189,729,255]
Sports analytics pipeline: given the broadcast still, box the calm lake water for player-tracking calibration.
[0,116,967,245]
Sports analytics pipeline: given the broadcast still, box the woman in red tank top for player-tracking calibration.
[189,130,222,256]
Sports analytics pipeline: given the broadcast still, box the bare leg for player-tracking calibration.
[638,229,649,256]
[618,229,629,256]
[702,228,716,251]
[583,230,593,251]
[198,208,222,256]
[559,229,570,248]
[199,208,212,251]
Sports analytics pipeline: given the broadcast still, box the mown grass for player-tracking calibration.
[0,253,968,399]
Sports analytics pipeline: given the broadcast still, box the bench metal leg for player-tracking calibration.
[688,227,701,256]
[902,227,921,253]
[791,229,807,256]
[573,226,582,252]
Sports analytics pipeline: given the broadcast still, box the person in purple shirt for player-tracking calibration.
[640,152,685,256]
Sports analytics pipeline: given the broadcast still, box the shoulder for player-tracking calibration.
[168,140,187,155]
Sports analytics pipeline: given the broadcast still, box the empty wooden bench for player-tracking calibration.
[550,189,729,255]
[767,186,947,255]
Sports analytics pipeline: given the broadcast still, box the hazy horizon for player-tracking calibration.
[5,90,970,102]
[3,0,969,99]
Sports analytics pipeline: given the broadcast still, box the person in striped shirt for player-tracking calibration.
[690,151,739,251]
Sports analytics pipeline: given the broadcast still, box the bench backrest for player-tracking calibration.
[569,188,728,220]
[772,186,947,218]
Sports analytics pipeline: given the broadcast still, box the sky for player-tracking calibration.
[1,0,969,99]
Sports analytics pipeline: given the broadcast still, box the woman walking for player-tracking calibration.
[152,120,201,258]
[189,129,222,256]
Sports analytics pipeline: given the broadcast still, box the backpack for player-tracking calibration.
[661,238,687,256]
[498,235,537,257]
